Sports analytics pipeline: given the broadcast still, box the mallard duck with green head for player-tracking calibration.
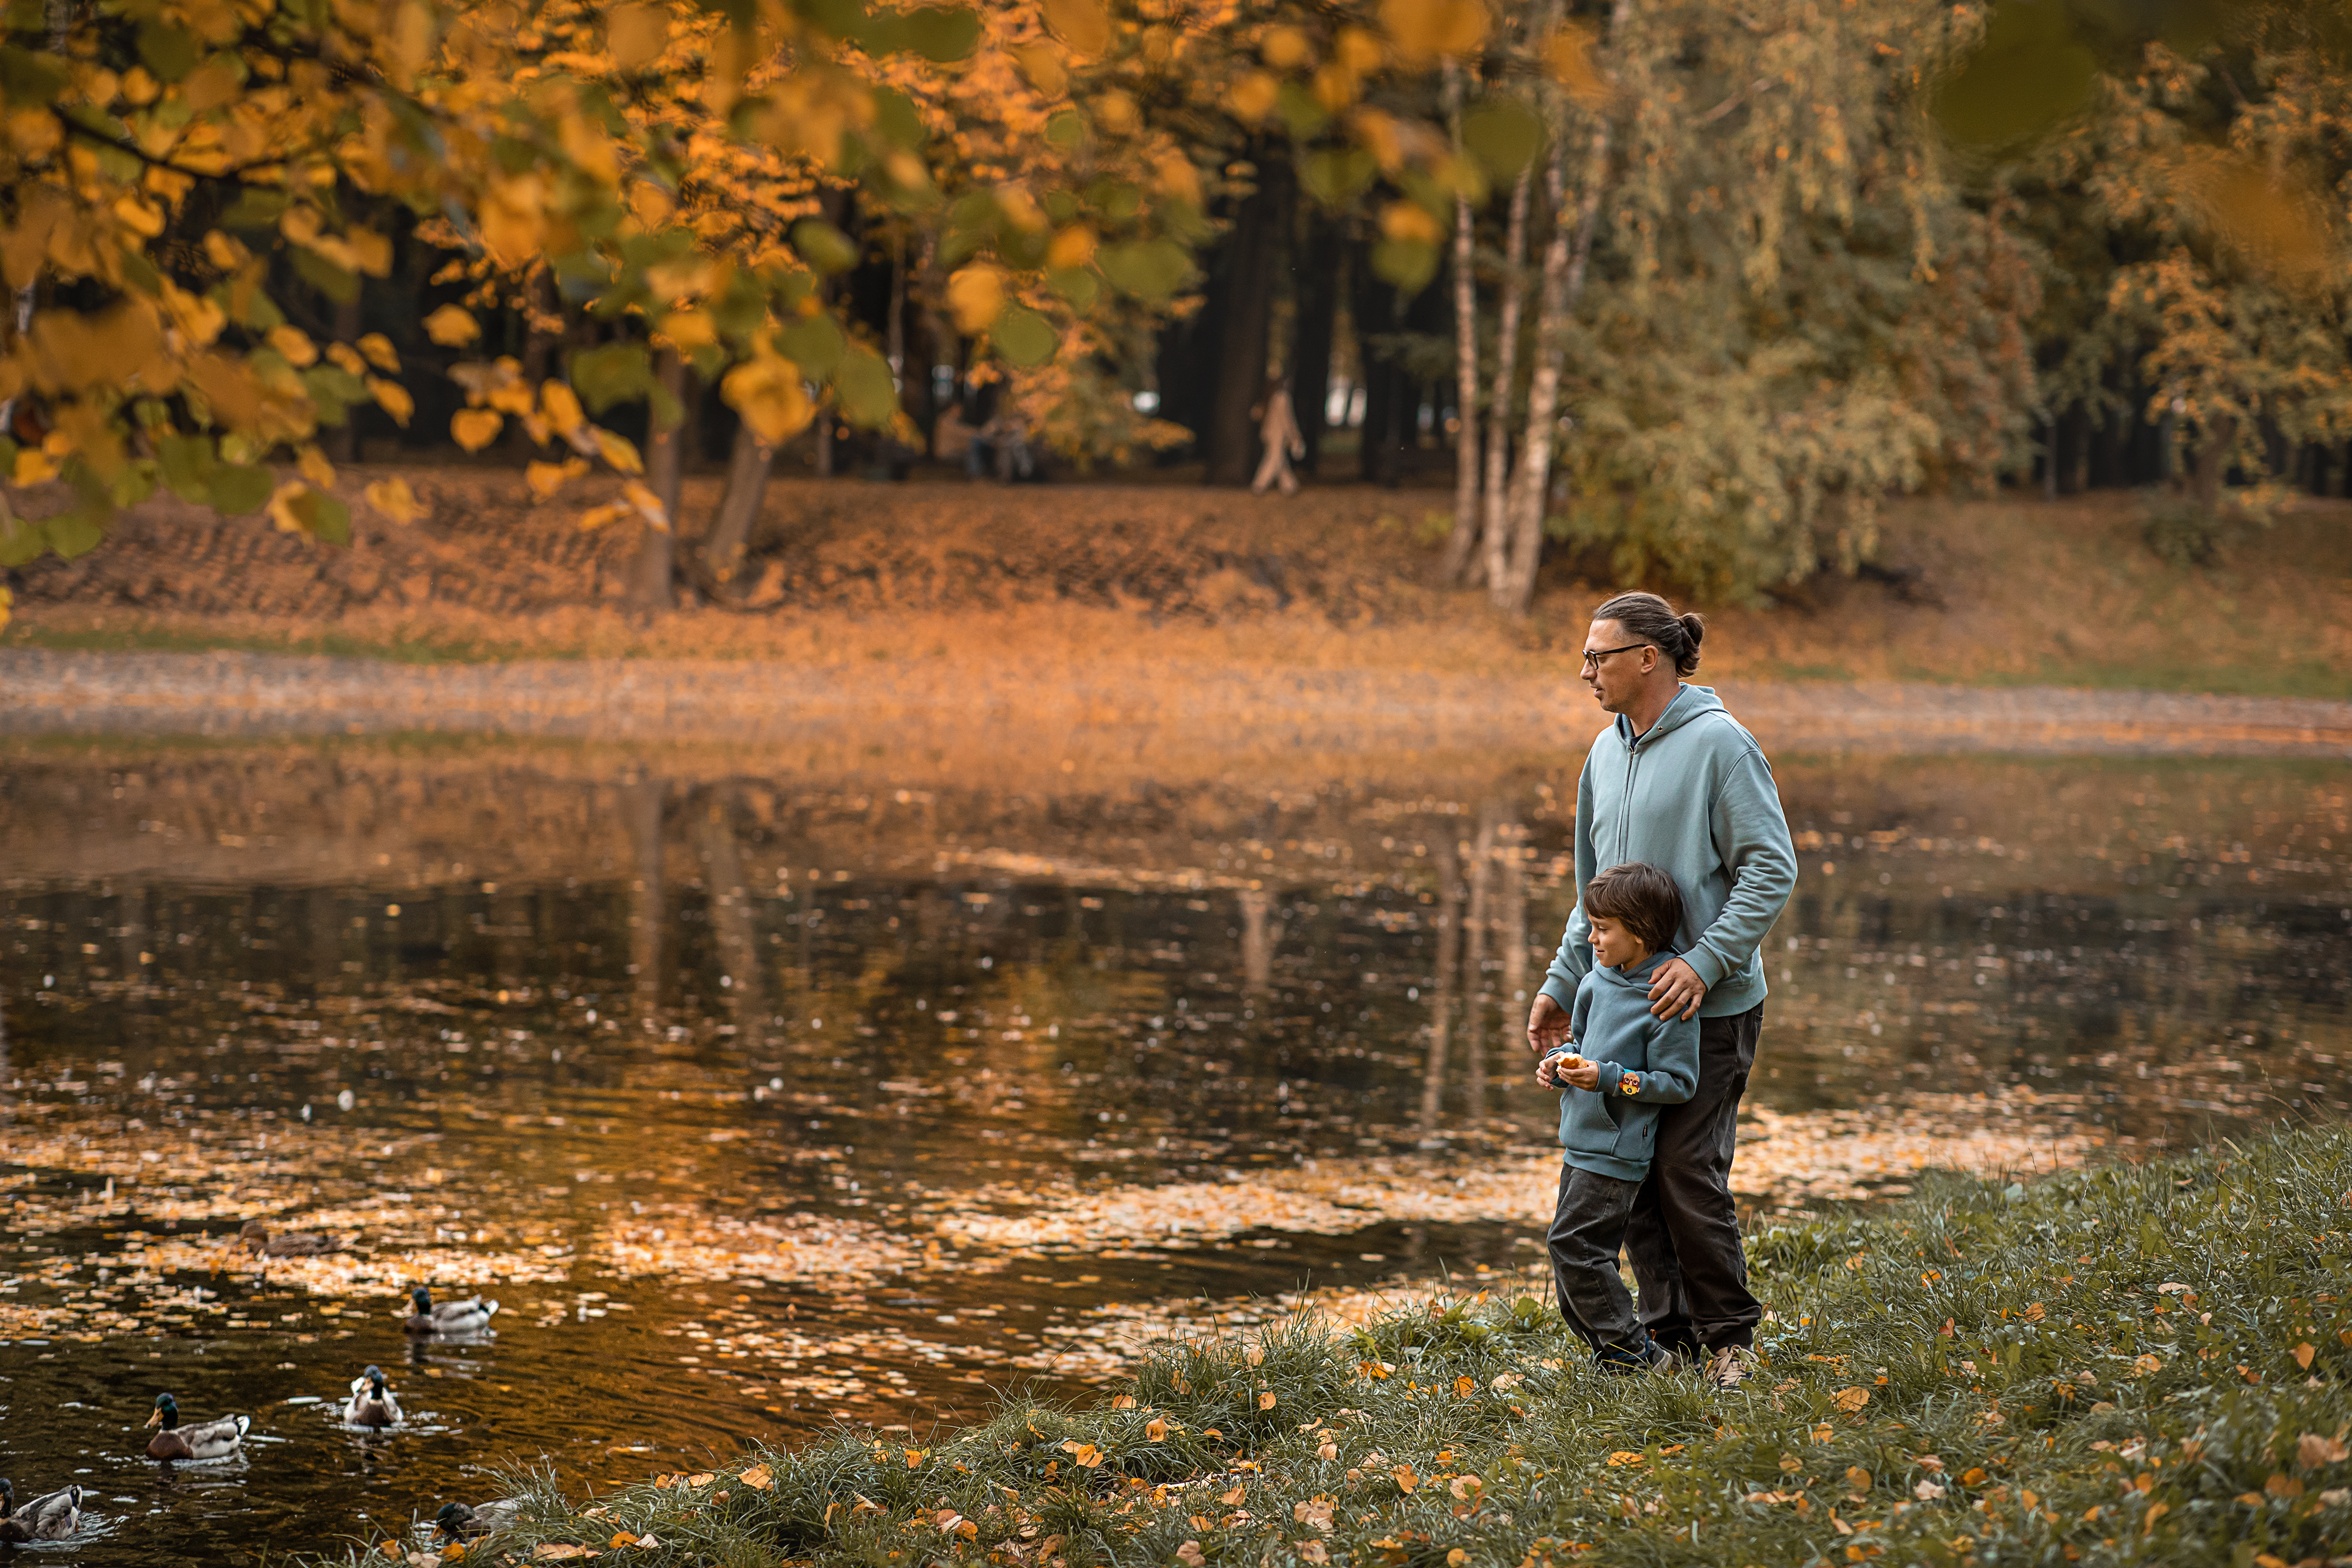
[435,1499,523,1540]
[343,1364,403,1427]
[0,1479,83,1542]
[403,1285,497,1335]
[145,1393,250,1461]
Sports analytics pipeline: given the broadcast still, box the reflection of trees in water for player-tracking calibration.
[1419,834,1460,1138]
[5,759,2347,1162]
[697,785,767,1058]
[622,773,667,1028]
[1422,803,1529,1138]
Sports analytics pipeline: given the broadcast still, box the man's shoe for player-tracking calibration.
[1705,1345,1759,1389]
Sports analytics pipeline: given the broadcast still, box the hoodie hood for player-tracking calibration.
[1590,947,1676,990]
[1615,683,1726,751]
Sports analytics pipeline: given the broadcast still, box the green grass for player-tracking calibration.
[311,1129,2352,1568]
[0,621,580,664]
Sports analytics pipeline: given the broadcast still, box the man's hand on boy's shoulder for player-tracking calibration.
[1646,955,1706,1020]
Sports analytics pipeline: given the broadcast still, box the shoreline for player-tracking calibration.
[5,646,2348,759]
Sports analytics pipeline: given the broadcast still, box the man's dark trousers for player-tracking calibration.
[1623,1004,1765,1356]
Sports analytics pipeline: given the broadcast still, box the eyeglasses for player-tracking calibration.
[1581,642,1652,671]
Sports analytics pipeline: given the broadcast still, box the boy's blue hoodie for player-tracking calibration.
[1549,948,1700,1181]
[1541,684,1798,1018]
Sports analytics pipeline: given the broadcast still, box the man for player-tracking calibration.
[1525,590,1798,1388]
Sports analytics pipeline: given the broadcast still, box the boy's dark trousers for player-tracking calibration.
[1622,1004,1766,1358]
[1546,1164,1661,1368]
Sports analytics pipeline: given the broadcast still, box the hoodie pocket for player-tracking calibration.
[1611,1105,1657,1162]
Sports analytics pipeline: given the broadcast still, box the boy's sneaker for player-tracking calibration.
[1705,1345,1759,1389]
[1595,1338,1671,1377]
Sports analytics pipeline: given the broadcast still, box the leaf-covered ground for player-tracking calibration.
[8,477,2351,701]
[315,1128,2352,1568]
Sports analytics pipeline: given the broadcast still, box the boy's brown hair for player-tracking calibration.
[1584,862,1685,958]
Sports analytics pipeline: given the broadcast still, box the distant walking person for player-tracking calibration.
[1525,590,1798,1389]
[1251,383,1304,495]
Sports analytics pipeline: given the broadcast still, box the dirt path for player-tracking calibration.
[5,646,2346,760]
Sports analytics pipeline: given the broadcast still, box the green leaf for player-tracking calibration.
[832,347,898,429]
[777,313,846,376]
[1045,109,1087,151]
[209,463,275,517]
[1097,239,1190,301]
[1046,267,1099,313]
[157,434,216,503]
[570,343,656,413]
[1276,81,1329,139]
[897,6,978,62]
[1464,98,1544,180]
[45,510,105,560]
[1934,0,2097,148]
[0,511,42,567]
[991,307,1057,367]
[218,188,289,232]
[1301,148,1377,209]
[135,21,201,81]
[790,219,860,275]
[870,86,926,146]
[286,489,352,547]
[1370,238,1439,294]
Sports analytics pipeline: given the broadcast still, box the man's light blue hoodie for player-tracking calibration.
[1540,684,1798,1018]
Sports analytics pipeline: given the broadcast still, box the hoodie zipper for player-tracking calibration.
[1618,722,1641,864]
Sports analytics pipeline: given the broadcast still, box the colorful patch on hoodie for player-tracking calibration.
[1619,1071,1641,1098]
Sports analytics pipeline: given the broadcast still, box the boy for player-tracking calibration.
[1535,862,1699,1372]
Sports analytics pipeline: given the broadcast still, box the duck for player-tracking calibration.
[238,1219,348,1257]
[343,1364,403,1427]
[403,1285,497,1335]
[435,1499,523,1540]
[0,1479,83,1542]
[145,1393,250,1461]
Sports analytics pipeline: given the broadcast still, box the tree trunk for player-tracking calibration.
[699,419,778,584]
[510,269,560,457]
[1439,62,1484,585]
[632,347,687,612]
[325,292,363,463]
[1352,235,1407,486]
[1496,83,1618,612]
[1289,214,1343,476]
[1477,165,1534,591]
[2190,412,2237,516]
[1204,146,1292,485]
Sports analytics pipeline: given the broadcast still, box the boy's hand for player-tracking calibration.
[1556,1055,1601,1091]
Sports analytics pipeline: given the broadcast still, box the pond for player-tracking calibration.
[1,740,2346,1562]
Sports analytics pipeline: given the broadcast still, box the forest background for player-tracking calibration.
[0,0,2348,683]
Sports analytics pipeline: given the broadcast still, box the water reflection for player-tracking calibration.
[0,745,2346,1561]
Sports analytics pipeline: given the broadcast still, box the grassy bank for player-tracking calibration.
[323,1129,2352,1568]
[9,482,2352,700]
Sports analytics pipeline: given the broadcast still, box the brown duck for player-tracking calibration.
[238,1219,348,1257]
